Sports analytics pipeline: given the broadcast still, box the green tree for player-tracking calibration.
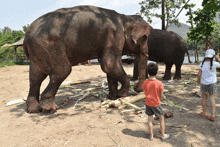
[209,17,220,47]
[2,26,12,35]
[12,30,25,42]
[22,24,30,33]
[187,0,220,50]
[0,31,14,46]
[139,0,195,30]
[0,26,25,47]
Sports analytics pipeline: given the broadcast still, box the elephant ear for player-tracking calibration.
[131,24,153,44]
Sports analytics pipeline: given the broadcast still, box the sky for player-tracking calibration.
[0,0,203,31]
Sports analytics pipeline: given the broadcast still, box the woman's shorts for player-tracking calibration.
[200,82,217,94]
[145,105,164,117]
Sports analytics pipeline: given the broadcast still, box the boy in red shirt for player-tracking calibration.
[142,63,170,141]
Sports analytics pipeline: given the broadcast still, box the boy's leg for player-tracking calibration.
[159,115,165,137]
[148,115,154,138]
[209,94,216,117]
[202,93,208,115]
[159,115,170,139]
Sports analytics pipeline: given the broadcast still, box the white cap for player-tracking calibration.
[205,49,215,58]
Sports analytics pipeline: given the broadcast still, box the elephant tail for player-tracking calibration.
[185,49,192,64]
[23,37,29,59]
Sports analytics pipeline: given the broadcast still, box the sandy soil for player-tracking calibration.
[0,63,219,147]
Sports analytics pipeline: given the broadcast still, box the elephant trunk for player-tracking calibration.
[134,45,149,93]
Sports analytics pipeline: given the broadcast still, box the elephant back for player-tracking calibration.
[148,29,187,62]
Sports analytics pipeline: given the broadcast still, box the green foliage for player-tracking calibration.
[139,0,195,30]
[2,27,11,35]
[12,30,25,42]
[0,60,16,68]
[209,19,220,45]
[0,25,29,67]
[187,0,220,49]
[0,46,24,60]
[22,24,30,33]
[0,26,26,46]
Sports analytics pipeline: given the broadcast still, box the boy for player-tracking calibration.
[142,63,170,141]
[197,49,220,121]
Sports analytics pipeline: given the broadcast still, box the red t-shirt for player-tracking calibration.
[142,79,164,107]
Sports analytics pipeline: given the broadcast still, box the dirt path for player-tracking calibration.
[0,63,219,147]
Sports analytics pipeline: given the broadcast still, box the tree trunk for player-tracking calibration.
[162,0,165,30]
[194,41,196,62]
[194,49,196,63]
[205,36,209,51]
[196,43,199,62]
[165,0,190,30]
[205,15,210,51]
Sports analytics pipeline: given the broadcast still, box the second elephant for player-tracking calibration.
[131,29,191,81]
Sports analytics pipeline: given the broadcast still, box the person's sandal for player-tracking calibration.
[199,112,206,118]
[161,134,171,141]
[148,135,153,141]
[206,116,215,122]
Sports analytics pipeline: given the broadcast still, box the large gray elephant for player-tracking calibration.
[23,5,153,113]
[131,29,191,81]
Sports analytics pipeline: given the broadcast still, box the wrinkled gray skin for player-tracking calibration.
[131,29,191,81]
[23,5,153,113]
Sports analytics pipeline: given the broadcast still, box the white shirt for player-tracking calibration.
[199,61,220,85]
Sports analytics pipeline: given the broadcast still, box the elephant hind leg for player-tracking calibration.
[27,62,47,113]
[173,62,182,80]
[39,62,72,112]
[162,62,173,80]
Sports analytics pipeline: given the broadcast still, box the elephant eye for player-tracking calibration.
[142,35,147,41]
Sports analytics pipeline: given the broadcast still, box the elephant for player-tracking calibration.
[23,5,153,113]
[131,29,191,81]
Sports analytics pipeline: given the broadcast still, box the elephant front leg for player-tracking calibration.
[101,55,130,100]
[163,62,173,80]
[131,58,139,81]
[107,75,118,100]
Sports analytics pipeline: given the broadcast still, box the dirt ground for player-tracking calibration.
[0,63,219,147]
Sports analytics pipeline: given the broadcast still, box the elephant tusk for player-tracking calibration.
[142,53,149,58]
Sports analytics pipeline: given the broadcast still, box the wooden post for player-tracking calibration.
[14,46,18,62]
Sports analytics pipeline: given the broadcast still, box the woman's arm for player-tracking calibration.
[197,69,202,84]
[214,55,220,62]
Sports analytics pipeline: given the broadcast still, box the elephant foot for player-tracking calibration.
[26,97,42,113]
[134,82,144,93]
[130,77,138,81]
[39,99,58,112]
[118,90,129,98]
[107,94,118,100]
[173,76,181,80]
[162,76,171,80]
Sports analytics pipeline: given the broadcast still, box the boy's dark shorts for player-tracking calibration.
[145,105,164,117]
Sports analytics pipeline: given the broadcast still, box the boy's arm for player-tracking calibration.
[197,69,202,84]
[160,90,164,100]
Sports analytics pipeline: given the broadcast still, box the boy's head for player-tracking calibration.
[147,63,158,76]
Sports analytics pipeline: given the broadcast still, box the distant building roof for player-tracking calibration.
[2,38,24,48]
